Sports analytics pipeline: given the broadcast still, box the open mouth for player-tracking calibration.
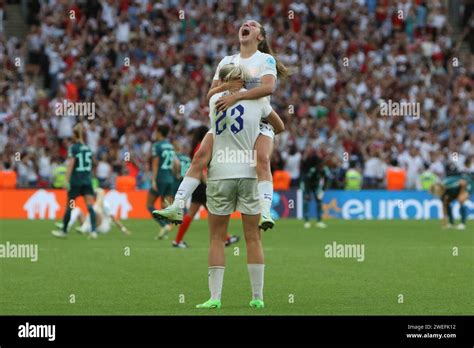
[241,28,250,37]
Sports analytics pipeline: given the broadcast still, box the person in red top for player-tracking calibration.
[172,126,239,249]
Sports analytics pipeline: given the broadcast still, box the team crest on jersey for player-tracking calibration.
[266,56,276,66]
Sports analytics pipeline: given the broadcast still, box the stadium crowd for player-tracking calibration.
[0,0,473,190]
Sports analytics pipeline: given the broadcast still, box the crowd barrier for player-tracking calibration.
[0,189,472,220]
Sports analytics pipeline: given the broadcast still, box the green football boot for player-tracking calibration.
[249,299,265,308]
[152,204,183,224]
[196,299,221,309]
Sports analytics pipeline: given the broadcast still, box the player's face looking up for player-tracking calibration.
[238,20,263,45]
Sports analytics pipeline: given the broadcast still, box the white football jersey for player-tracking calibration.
[208,90,272,180]
[213,50,277,92]
[94,200,112,225]
[102,201,112,223]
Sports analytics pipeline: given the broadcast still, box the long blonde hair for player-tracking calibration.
[73,123,85,143]
[219,64,251,83]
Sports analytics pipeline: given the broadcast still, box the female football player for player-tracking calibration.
[171,126,240,248]
[195,64,276,309]
[52,123,97,239]
[154,19,287,231]
[430,174,473,229]
[55,188,131,235]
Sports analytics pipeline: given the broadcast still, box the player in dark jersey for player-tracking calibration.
[173,141,191,197]
[430,173,473,230]
[300,153,331,229]
[171,126,240,249]
[52,123,97,239]
[148,124,180,240]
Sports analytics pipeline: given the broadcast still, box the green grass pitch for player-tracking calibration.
[0,219,472,315]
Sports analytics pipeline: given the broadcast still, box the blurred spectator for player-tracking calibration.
[418,163,438,190]
[96,152,112,188]
[283,144,302,187]
[344,161,362,190]
[363,149,386,189]
[398,147,424,189]
[0,0,4,35]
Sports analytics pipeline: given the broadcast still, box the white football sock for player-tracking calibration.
[173,177,200,209]
[68,208,81,231]
[247,264,264,300]
[208,266,225,301]
[257,181,273,214]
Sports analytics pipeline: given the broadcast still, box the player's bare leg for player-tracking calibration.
[153,133,213,223]
[77,211,103,234]
[255,134,275,230]
[54,207,83,232]
[173,201,239,249]
[56,195,97,239]
[173,202,201,248]
[196,213,229,309]
[84,194,97,239]
[147,191,169,238]
[185,133,213,179]
[208,213,229,267]
[52,197,75,238]
[147,191,159,223]
[156,195,174,239]
[457,181,468,230]
[242,213,265,308]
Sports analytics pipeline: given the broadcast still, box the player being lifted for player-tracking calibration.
[153,19,287,231]
[55,188,131,235]
[196,64,281,309]
[147,124,179,240]
[430,173,473,230]
[301,153,331,229]
[171,126,240,249]
[52,123,97,239]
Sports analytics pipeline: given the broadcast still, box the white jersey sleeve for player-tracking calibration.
[259,53,277,78]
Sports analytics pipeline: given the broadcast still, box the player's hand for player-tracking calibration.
[121,226,131,235]
[64,182,70,191]
[216,92,241,112]
[152,181,157,191]
[317,191,324,200]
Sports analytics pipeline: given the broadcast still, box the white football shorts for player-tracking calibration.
[206,178,260,216]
